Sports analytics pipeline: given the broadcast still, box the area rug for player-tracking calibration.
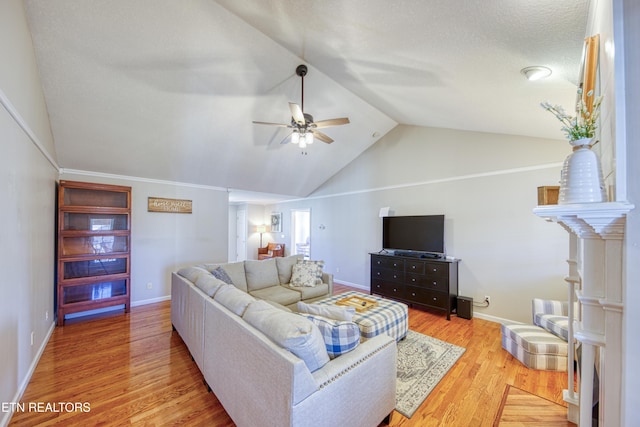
[395,330,465,418]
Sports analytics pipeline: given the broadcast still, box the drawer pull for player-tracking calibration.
[393,275,397,279]
[393,288,397,292]
[433,297,437,301]
[412,265,416,269]
[411,278,416,282]
[377,272,381,276]
[432,268,437,272]
[432,281,437,286]
[411,292,416,297]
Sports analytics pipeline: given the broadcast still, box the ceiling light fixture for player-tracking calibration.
[520,66,552,81]
[290,130,313,148]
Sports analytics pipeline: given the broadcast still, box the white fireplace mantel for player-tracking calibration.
[533,202,633,239]
[533,201,633,426]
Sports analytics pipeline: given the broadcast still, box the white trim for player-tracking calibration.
[60,168,229,193]
[131,295,171,307]
[0,88,59,171]
[0,321,56,427]
[273,162,564,204]
[334,280,368,291]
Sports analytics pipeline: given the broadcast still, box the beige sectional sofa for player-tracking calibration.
[171,256,398,427]
[202,255,333,308]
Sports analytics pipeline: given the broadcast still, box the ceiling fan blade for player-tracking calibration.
[289,103,306,126]
[252,121,290,127]
[313,117,350,129]
[313,130,334,144]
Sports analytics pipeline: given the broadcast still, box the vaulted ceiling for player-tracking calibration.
[24,0,588,201]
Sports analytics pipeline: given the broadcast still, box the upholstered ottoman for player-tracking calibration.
[501,323,568,372]
[314,291,409,342]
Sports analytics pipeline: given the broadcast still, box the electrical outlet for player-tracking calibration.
[146,282,153,290]
[30,331,34,346]
[484,295,491,305]
[336,267,340,273]
[45,311,49,321]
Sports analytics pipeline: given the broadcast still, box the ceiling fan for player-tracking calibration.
[252,64,350,148]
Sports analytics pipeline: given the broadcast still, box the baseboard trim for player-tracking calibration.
[1,321,56,427]
[131,295,171,307]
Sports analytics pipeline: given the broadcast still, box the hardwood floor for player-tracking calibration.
[495,385,575,426]
[10,284,570,426]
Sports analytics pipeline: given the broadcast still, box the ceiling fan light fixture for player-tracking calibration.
[306,132,314,144]
[520,66,552,81]
[291,131,300,145]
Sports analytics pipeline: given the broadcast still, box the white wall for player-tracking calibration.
[0,1,58,425]
[268,125,571,323]
[59,171,229,305]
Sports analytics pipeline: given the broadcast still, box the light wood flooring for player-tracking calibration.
[10,283,571,426]
[495,385,575,426]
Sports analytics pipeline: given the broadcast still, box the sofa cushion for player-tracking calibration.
[243,300,329,372]
[276,255,305,285]
[177,266,211,283]
[290,261,323,287]
[244,258,280,291]
[296,301,355,321]
[249,286,301,307]
[286,283,330,301]
[195,275,226,297]
[302,314,360,359]
[534,313,569,341]
[203,262,248,292]
[214,284,255,316]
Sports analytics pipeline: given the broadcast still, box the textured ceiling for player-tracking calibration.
[24,0,588,200]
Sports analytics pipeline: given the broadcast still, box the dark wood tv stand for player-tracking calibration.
[370,252,459,320]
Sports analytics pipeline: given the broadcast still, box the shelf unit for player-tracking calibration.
[56,180,131,325]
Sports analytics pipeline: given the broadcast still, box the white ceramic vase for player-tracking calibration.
[558,137,607,204]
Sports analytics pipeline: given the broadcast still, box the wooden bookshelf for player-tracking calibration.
[56,180,131,325]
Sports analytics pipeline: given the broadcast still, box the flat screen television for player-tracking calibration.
[382,215,445,256]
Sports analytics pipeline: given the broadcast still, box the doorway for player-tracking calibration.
[291,209,310,259]
[235,208,247,262]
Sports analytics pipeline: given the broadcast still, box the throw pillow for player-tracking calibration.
[296,301,355,322]
[243,300,329,372]
[302,314,360,359]
[290,263,320,287]
[213,284,255,316]
[298,259,324,282]
[211,266,233,285]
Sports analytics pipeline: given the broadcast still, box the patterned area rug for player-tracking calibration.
[396,330,466,418]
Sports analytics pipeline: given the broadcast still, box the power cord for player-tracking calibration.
[473,297,490,308]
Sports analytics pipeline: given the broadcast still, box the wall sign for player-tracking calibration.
[148,197,192,214]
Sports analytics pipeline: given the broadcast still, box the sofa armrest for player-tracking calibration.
[322,272,333,295]
[299,334,397,427]
[311,334,395,387]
